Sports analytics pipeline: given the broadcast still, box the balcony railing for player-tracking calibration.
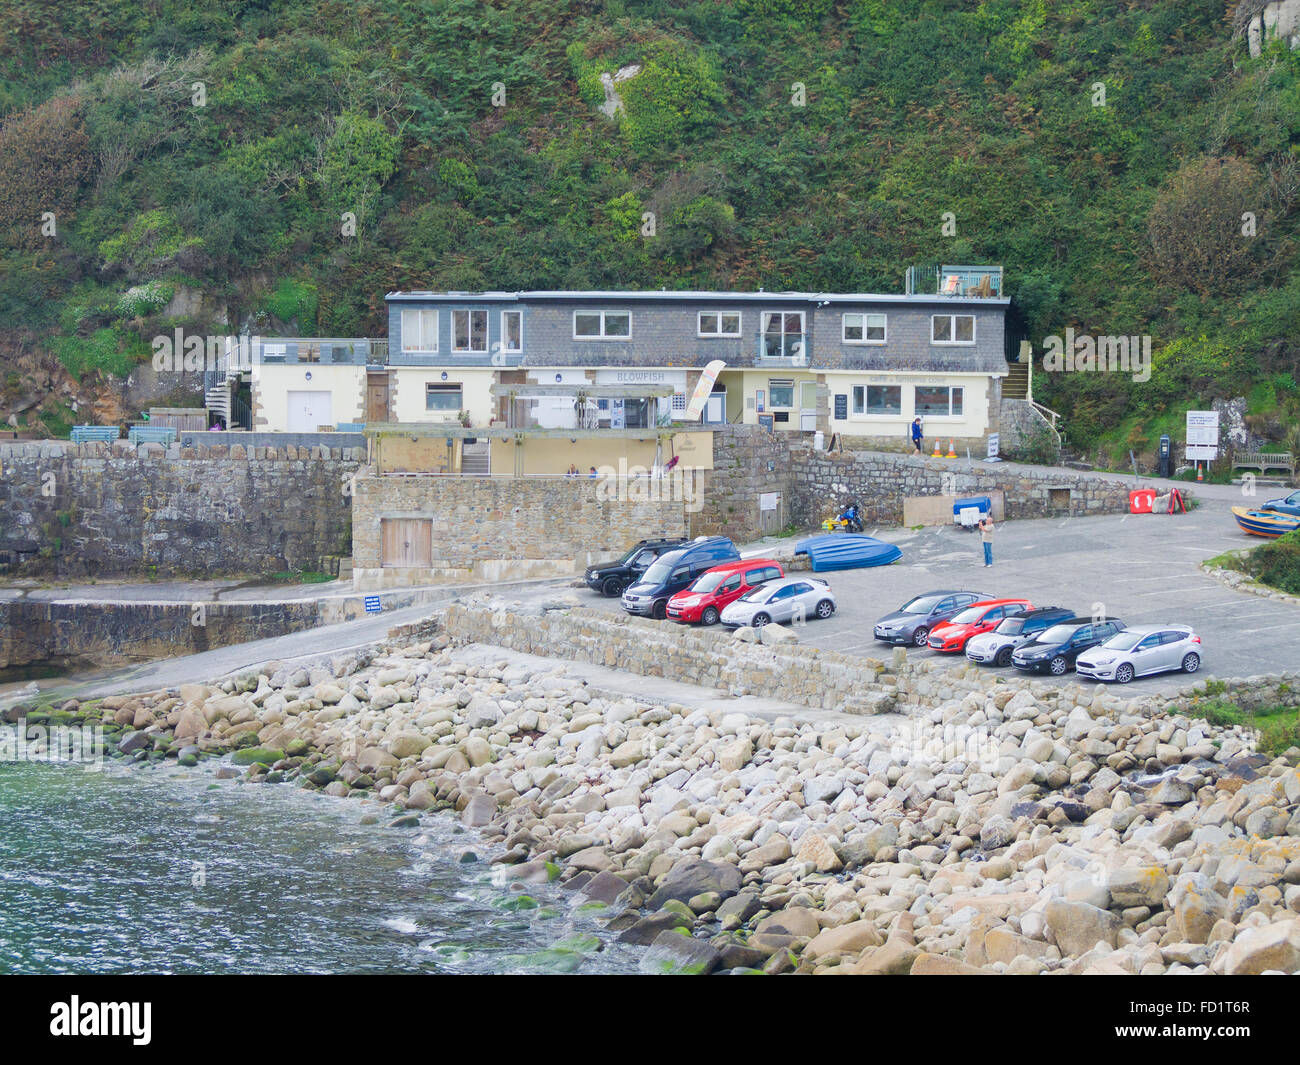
[250,337,387,366]
[905,264,1003,298]
[755,333,809,366]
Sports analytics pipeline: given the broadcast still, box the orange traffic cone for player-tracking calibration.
[932,439,942,458]
[946,439,957,458]
[1196,464,1203,482]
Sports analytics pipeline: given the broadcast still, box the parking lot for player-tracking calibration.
[517,491,1300,696]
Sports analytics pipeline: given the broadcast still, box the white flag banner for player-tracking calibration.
[684,360,726,420]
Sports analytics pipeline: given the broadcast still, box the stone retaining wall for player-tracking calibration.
[0,440,360,577]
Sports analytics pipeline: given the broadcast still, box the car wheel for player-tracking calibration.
[652,600,667,620]
[1114,663,1134,684]
[912,627,929,647]
[995,647,1013,667]
[701,606,719,626]
[1181,652,1200,674]
[1049,656,1069,676]
[815,599,834,619]
[601,576,623,597]
[751,613,771,629]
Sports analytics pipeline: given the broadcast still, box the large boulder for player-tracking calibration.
[1219,919,1300,975]
[639,930,722,975]
[1108,866,1171,909]
[646,859,742,909]
[1044,900,1122,956]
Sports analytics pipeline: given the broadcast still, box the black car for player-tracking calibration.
[584,538,689,597]
[964,606,1076,667]
[1011,617,1125,676]
[872,590,988,647]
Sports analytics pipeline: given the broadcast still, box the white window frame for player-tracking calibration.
[573,310,632,340]
[760,310,805,356]
[698,310,742,338]
[401,308,438,353]
[843,312,887,344]
[931,314,976,345]
[767,378,796,410]
[451,309,488,353]
[501,309,523,353]
[913,384,965,418]
[851,384,902,417]
[425,383,463,412]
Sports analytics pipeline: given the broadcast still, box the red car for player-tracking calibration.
[666,558,784,625]
[927,598,1033,652]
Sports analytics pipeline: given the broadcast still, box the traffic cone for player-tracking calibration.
[1196,463,1203,482]
[932,439,942,458]
[946,439,957,458]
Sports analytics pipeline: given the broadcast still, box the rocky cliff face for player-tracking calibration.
[1237,0,1300,56]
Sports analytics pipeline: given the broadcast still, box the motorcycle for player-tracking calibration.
[821,502,864,533]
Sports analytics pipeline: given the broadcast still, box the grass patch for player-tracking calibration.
[1192,699,1300,758]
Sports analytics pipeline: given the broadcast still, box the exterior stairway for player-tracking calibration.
[1003,360,1029,400]
[460,441,491,475]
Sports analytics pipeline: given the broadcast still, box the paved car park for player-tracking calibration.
[525,488,1300,695]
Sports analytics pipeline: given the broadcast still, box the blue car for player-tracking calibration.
[1263,490,1300,518]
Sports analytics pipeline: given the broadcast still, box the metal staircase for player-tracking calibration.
[460,441,491,475]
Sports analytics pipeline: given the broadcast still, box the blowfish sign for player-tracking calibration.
[684,360,726,420]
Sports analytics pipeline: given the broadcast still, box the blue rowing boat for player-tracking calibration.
[794,533,903,572]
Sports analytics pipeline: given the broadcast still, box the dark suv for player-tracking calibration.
[621,537,741,619]
[1011,617,1125,676]
[584,538,689,597]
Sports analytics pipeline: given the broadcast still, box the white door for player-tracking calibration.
[287,391,332,432]
[705,392,725,424]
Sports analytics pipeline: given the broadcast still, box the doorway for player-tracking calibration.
[366,373,390,424]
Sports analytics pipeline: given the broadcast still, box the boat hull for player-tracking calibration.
[1231,506,1300,538]
[794,533,903,572]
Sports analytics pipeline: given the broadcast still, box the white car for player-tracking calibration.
[1075,625,1202,683]
[719,576,836,628]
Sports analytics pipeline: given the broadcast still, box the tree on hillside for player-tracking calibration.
[0,96,92,249]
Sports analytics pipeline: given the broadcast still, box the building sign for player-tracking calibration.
[1186,410,1219,461]
[986,432,1000,461]
[759,492,780,512]
[364,596,382,613]
[834,393,848,420]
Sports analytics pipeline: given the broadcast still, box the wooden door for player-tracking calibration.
[367,374,390,423]
[381,518,432,568]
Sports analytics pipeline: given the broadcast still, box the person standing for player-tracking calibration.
[979,514,994,567]
[911,417,923,455]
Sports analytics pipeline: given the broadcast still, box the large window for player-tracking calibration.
[452,309,488,352]
[914,385,964,417]
[852,385,902,415]
[768,379,795,408]
[574,310,631,339]
[402,309,438,353]
[425,383,463,412]
[698,311,741,337]
[843,313,887,343]
[502,310,522,352]
[931,314,975,344]
[761,311,805,359]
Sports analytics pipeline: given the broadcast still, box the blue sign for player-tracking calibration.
[364,596,382,613]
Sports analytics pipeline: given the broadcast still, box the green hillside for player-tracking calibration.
[1,0,1297,464]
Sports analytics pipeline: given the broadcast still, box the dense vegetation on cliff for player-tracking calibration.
[0,0,1297,461]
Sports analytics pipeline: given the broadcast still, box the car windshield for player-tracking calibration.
[949,606,985,624]
[738,584,775,603]
[691,570,729,594]
[994,617,1025,635]
[901,594,945,614]
[640,552,683,584]
[1039,624,1081,643]
[1101,631,1144,651]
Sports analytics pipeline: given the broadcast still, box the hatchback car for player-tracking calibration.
[667,559,784,625]
[873,590,987,646]
[1262,490,1300,518]
[1011,617,1125,676]
[585,537,690,597]
[1075,626,1202,683]
[964,606,1076,667]
[720,577,836,628]
[927,598,1033,653]
[621,537,741,619]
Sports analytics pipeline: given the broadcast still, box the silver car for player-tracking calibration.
[1075,625,1202,683]
[720,576,836,628]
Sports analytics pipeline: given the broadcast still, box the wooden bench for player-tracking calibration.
[127,426,177,446]
[1232,451,1294,477]
[70,425,119,443]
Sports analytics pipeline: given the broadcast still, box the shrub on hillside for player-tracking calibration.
[0,95,92,249]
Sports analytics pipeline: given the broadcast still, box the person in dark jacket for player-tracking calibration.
[911,417,923,455]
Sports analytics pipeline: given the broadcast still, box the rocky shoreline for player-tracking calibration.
[8,625,1300,976]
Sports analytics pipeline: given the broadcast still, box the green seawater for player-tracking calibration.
[0,754,637,974]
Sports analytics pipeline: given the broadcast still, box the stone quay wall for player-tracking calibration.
[352,473,691,587]
[693,426,796,542]
[0,439,360,578]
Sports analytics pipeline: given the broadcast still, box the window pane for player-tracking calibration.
[470,310,487,350]
[784,313,802,334]
[866,385,901,415]
[762,312,781,333]
[852,385,864,414]
[699,312,718,334]
[720,313,740,335]
[426,386,462,411]
[453,311,469,349]
[865,314,886,341]
[504,311,521,351]
[932,316,952,342]
[769,384,794,407]
[951,387,964,415]
[915,386,950,416]
[605,312,630,337]
[955,315,974,342]
[422,310,437,350]
[575,313,601,336]
[843,314,863,341]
